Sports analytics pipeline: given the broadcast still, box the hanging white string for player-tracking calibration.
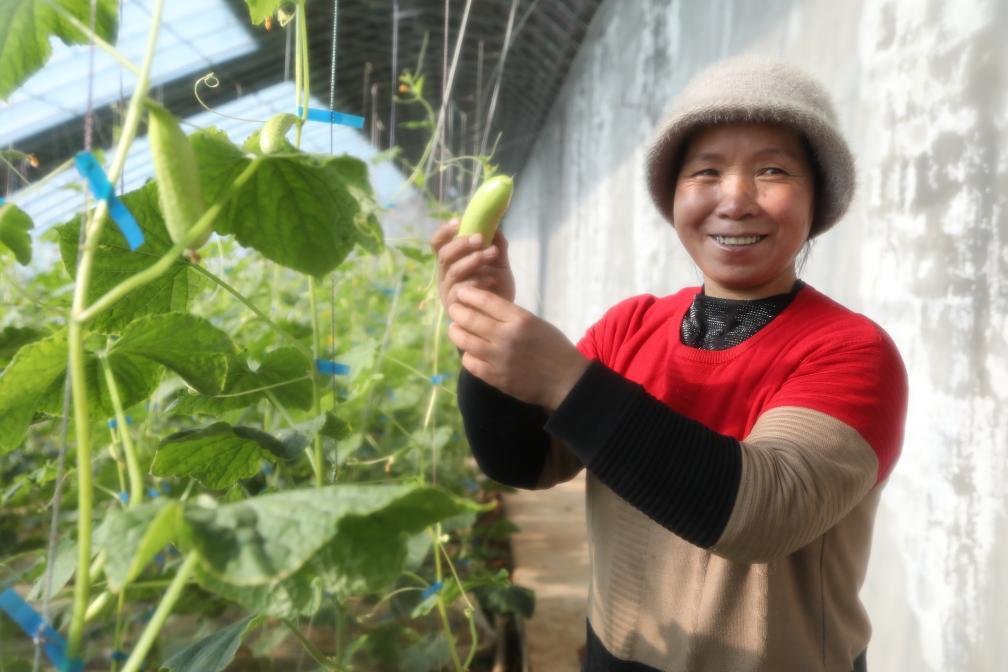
[329,0,340,463]
[420,0,473,185]
[476,0,520,174]
[390,1,399,151]
[328,0,339,154]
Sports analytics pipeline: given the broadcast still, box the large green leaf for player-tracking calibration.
[59,182,194,332]
[109,313,233,394]
[181,485,482,616]
[0,202,33,264]
[152,422,288,489]
[191,128,381,277]
[159,615,265,672]
[33,344,162,422]
[170,346,313,415]
[0,0,118,100]
[93,499,181,591]
[186,485,483,584]
[0,332,68,454]
[0,326,46,367]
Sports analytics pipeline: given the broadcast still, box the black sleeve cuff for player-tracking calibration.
[456,367,552,489]
[544,360,741,548]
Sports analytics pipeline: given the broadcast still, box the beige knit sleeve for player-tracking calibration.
[709,406,879,563]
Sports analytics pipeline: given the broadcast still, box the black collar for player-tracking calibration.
[680,281,805,351]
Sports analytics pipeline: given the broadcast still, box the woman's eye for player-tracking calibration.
[760,166,789,176]
[692,168,719,177]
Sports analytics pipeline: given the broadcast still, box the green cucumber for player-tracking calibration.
[146,101,209,251]
[457,175,513,247]
[259,113,299,154]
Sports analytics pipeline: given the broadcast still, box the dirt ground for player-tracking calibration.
[503,472,589,672]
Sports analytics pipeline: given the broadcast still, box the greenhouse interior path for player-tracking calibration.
[503,472,589,671]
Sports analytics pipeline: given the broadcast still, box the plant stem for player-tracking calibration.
[431,523,464,671]
[308,277,324,486]
[110,591,126,672]
[66,1,165,658]
[100,356,144,508]
[119,553,197,672]
[282,619,340,670]
[190,263,313,361]
[75,158,262,325]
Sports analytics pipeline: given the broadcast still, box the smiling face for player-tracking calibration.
[672,122,816,300]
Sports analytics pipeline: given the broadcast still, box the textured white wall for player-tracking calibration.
[504,1,1007,670]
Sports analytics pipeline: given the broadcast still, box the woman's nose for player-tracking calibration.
[715,175,760,220]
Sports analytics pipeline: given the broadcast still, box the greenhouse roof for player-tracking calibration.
[2,0,605,231]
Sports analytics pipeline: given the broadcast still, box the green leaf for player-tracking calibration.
[276,411,351,458]
[0,0,118,100]
[0,202,33,264]
[159,615,265,672]
[170,346,312,415]
[182,484,482,616]
[191,128,382,277]
[27,538,76,601]
[93,500,181,591]
[0,326,46,367]
[0,332,68,454]
[152,422,286,489]
[109,313,233,394]
[475,577,535,618]
[58,181,194,333]
[31,341,162,422]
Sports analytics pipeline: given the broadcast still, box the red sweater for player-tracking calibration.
[574,284,906,483]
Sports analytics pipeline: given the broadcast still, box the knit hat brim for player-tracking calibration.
[646,58,856,238]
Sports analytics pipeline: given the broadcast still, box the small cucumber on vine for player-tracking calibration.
[457,175,513,247]
[146,101,209,251]
[259,113,299,154]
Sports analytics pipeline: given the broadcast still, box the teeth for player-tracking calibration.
[714,235,763,246]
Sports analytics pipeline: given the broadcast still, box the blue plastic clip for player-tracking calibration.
[315,359,350,376]
[107,415,133,430]
[0,588,84,672]
[421,580,444,600]
[74,151,144,251]
[297,106,365,129]
[117,491,129,504]
[430,374,447,385]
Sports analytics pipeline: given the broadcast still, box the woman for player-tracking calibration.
[430,57,908,672]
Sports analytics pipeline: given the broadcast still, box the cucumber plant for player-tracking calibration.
[0,1,532,670]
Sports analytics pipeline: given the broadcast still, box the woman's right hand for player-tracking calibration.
[429,217,516,310]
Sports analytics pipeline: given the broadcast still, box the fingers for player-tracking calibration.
[429,218,460,252]
[455,285,516,318]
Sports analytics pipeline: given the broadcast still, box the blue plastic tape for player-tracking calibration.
[107,415,134,430]
[297,106,365,129]
[421,580,444,600]
[315,359,350,376]
[0,588,83,672]
[74,152,144,251]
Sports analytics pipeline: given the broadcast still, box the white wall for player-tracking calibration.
[504,1,1007,670]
